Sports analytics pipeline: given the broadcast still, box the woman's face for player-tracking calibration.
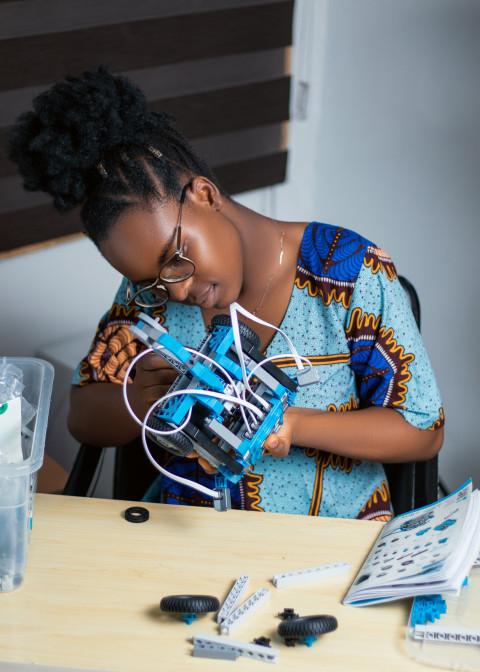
[99,182,244,310]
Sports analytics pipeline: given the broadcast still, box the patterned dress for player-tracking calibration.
[72,222,444,520]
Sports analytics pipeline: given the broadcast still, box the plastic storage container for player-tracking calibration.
[406,565,480,670]
[0,357,54,592]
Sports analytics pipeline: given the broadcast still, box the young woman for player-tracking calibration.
[9,67,444,517]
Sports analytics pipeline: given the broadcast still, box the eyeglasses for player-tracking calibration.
[126,182,196,308]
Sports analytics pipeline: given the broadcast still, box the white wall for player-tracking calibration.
[310,0,480,492]
[1,0,478,494]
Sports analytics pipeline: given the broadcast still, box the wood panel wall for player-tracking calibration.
[0,0,294,257]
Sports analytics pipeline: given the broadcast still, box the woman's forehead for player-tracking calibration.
[100,201,176,278]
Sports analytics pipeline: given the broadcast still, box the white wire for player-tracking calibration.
[247,353,312,384]
[140,397,221,500]
[123,345,262,501]
[228,302,304,413]
[147,406,193,436]
[153,387,265,419]
[139,387,267,502]
[183,346,255,431]
[122,348,154,426]
[230,302,305,370]
[229,304,270,412]
[122,344,256,432]
[121,349,220,499]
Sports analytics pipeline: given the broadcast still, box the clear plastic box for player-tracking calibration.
[0,357,54,592]
[406,565,480,670]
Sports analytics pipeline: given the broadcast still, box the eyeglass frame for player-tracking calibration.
[126,181,195,308]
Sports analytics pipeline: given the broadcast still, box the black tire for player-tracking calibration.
[210,314,261,349]
[160,595,220,614]
[147,416,194,457]
[278,615,338,639]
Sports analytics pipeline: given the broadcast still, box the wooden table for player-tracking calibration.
[0,494,439,671]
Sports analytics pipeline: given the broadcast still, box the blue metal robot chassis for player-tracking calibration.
[130,313,298,508]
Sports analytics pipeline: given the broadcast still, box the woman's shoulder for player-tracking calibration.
[297,221,375,282]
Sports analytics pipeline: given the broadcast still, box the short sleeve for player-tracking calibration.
[345,255,444,431]
[71,277,165,386]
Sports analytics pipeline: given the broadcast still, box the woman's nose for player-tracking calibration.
[167,275,194,302]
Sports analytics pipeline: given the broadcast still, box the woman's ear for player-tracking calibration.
[189,177,223,211]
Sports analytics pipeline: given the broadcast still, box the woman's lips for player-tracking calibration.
[198,285,215,308]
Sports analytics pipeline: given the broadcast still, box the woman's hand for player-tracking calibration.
[129,352,178,416]
[262,408,295,459]
[187,452,218,474]
[188,409,297,473]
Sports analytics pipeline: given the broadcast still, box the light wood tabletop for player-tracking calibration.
[0,494,441,672]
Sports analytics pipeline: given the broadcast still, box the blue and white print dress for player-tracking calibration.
[73,223,444,520]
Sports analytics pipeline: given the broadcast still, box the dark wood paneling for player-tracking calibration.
[0,204,84,253]
[0,78,290,179]
[1,1,294,255]
[0,152,288,253]
[215,151,288,195]
[155,77,291,139]
[0,128,13,178]
[0,2,294,90]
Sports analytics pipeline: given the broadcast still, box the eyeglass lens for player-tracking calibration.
[132,284,169,308]
[159,256,195,282]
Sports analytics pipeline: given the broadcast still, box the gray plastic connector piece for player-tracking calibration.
[219,587,270,635]
[295,365,320,386]
[213,487,232,512]
[193,642,239,660]
[273,561,352,588]
[217,575,250,623]
[193,633,279,663]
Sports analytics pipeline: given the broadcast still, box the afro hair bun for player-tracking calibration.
[8,66,172,212]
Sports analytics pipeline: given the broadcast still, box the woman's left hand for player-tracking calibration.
[262,409,295,459]
[188,408,296,472]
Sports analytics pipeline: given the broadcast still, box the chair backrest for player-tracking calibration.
[62,438,163,500]
[383,275,438,515]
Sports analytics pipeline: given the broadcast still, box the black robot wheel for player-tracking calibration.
[278,614,338,639]
[160,595,220,614]
[147,416,194,457]
[210,313,261,350]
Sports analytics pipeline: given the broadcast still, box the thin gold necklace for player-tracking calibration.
[252,221,285,316]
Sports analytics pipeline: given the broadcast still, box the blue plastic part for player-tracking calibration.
[208,326,235,356]
[213,352,244,380]
[302,636,318,647]
[190,391,225,417]
[159,332,191,363]
[411,595,447,626]
[182,613,198,625]
[190,361,225,392]
[215,474,228,489]
[158,395,195,425]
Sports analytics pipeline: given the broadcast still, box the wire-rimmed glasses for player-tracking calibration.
[126,182,195,308]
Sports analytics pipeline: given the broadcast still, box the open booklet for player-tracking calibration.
[343,479,480,606]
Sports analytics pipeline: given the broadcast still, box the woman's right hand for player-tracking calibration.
[129,352,178,415]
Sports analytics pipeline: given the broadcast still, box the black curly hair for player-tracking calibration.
[8,66,225,245]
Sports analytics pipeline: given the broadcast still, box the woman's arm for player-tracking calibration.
[264,405,443,463]
[67,353,177,446]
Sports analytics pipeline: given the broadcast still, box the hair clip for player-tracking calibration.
[97,162,108,178]
[148,146,163,160]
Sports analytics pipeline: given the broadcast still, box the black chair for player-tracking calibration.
[63,275,440,513]
[384,275,439,514]
[63,437,164,500]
